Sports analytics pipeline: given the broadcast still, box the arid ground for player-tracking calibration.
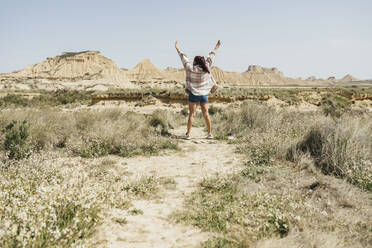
[0,86,371,248]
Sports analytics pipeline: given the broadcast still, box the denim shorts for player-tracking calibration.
[188,92,208,103]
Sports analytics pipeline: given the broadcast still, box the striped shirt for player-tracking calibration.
[178,49,217,96]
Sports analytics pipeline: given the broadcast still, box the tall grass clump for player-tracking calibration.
[148,109,180,136]
[213,102,282,140]
[287,116,372,191]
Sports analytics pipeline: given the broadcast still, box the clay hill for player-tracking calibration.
[9,51,129,82]
[0,50,363,90]
[339,74,359,82]
[0,51,135,90]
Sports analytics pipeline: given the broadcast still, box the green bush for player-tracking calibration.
[0,94,29,107]
[0,90,93,108]
[3,120,32,160]
[322,95,351,118]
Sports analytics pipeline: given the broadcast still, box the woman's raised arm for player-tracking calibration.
[175,40,181,54]
[175,41,192,71]
[207,40,221,67]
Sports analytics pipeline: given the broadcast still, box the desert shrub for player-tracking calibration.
[0,94,29,107]
[208,105,223,115]
[246,144,276,167]
[180,107,188,116]
[3,120,32,160]
[122,175,160,198]
[0,90,92,108]
[52,89,92,105]
[149,110,176,136]
[322,95,351,118]
[287,116,372,190]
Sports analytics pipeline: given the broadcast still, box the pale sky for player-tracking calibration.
[1,0,371,79]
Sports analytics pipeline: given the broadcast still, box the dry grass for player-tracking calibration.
[287,116,372,191]
[0,108,179,160]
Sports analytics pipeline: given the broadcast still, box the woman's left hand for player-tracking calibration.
[175,41,180,52]
[215,40,221,50]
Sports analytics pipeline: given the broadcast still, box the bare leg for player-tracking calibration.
[200,102,211,134]
[187,102,197,134]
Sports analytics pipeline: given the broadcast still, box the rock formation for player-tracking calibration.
[10,51,129,83]
[0,51,134,90]
[339,74,359,82]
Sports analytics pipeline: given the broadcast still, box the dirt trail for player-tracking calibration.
[91,126,244,248]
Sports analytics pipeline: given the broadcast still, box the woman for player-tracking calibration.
[175,40,221,140]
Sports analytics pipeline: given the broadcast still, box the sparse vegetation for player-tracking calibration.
[101,86,372,106]
[122,175,160,198]
[174,175,299,245]
[172,100,371,246]
[128,208,144,215]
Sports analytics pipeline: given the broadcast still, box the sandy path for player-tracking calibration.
[91,126,243,248]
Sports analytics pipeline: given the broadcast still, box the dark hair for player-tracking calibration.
[193,56,210,73]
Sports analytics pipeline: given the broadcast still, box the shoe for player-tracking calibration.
[185,132,191,140]
[206,133,213,139]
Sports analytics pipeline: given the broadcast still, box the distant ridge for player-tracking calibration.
[1,51,365,86]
